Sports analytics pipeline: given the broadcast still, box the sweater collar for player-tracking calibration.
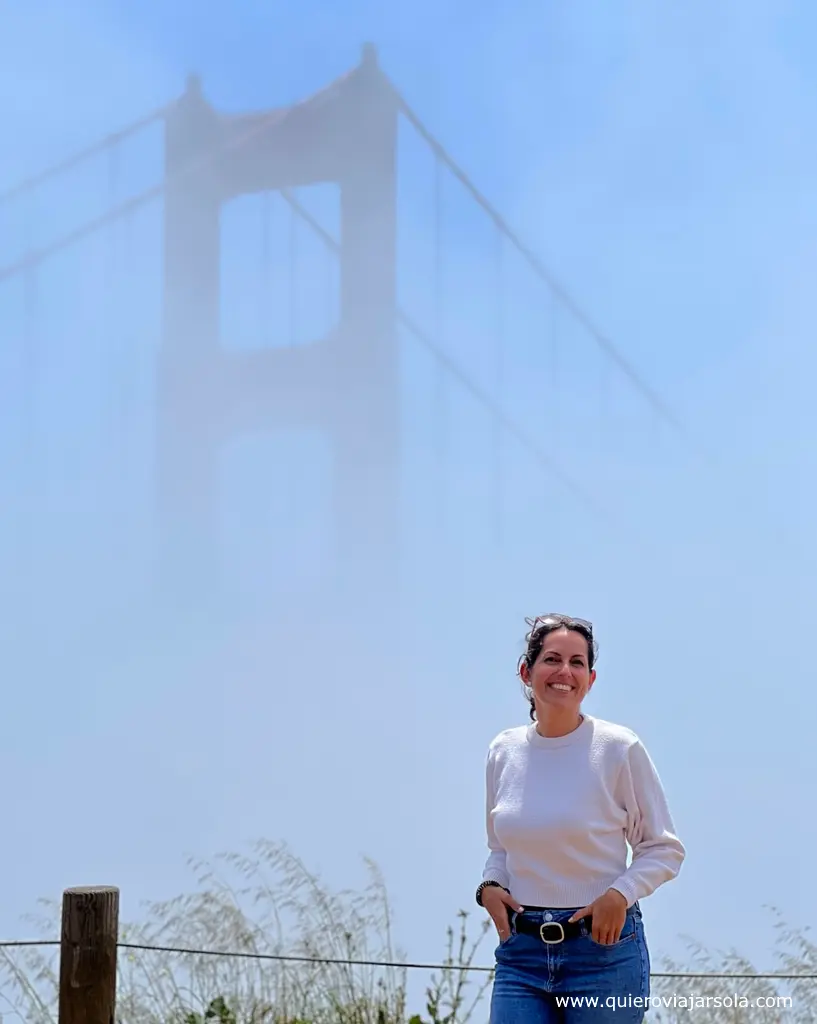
[526,713,593,749]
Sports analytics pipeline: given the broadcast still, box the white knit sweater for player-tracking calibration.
[482,714,685,908]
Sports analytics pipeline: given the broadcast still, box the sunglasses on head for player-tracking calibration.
[528,613,593,634]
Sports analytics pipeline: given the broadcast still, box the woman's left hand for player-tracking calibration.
[567,888,628,944]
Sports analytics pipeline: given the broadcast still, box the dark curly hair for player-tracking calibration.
[518,613,598,721]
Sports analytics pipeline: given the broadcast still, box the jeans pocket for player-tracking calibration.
[588,916,637,948]
[496,923,518,951]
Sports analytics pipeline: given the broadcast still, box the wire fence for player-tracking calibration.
[1,929,816,1024]
[1,937,816,978]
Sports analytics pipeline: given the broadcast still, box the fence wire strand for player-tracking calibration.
[0,938,814,980]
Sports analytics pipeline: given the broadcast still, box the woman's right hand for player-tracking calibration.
[482,886,525,942]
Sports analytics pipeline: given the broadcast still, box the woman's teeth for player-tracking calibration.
[548,683,573,692]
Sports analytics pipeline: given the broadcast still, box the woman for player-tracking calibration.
[478,613,685,1022]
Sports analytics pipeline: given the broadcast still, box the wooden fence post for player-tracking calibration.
[58,885,119,1024]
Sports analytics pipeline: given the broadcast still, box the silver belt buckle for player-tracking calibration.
[539,921,565,944]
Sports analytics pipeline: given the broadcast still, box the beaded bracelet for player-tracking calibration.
[475,880,509,906]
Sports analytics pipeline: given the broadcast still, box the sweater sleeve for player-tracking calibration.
[482,746,510,889]
[609,739,685,906]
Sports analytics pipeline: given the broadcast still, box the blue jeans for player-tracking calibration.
[490,903,650,1022]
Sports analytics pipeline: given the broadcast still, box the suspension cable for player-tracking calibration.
[0,101,294,286]
[276,185,609,521]
[432,153,447,541]
[493,226,504,547]
[394,91,692,446]
[0,105,169,207]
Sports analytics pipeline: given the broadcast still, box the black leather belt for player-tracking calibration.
[513,914,586,943]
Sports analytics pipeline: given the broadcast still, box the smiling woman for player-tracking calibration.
[478,613,685,1023]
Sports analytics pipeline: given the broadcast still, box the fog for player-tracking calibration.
[2,0,817,1015]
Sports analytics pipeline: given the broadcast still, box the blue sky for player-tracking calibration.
[2,0,817,1014]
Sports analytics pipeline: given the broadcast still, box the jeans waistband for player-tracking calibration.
[515,900,641,918]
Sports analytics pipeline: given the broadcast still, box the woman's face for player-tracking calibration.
[521,627,595,714]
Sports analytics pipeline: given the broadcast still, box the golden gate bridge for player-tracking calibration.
[0,44,689,680]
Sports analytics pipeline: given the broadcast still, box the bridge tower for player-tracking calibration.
[157,45,400,624]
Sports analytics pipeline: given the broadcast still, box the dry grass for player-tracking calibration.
[649,905,817,1023]
[0,839,493,1024]
[1,846,815,1023]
